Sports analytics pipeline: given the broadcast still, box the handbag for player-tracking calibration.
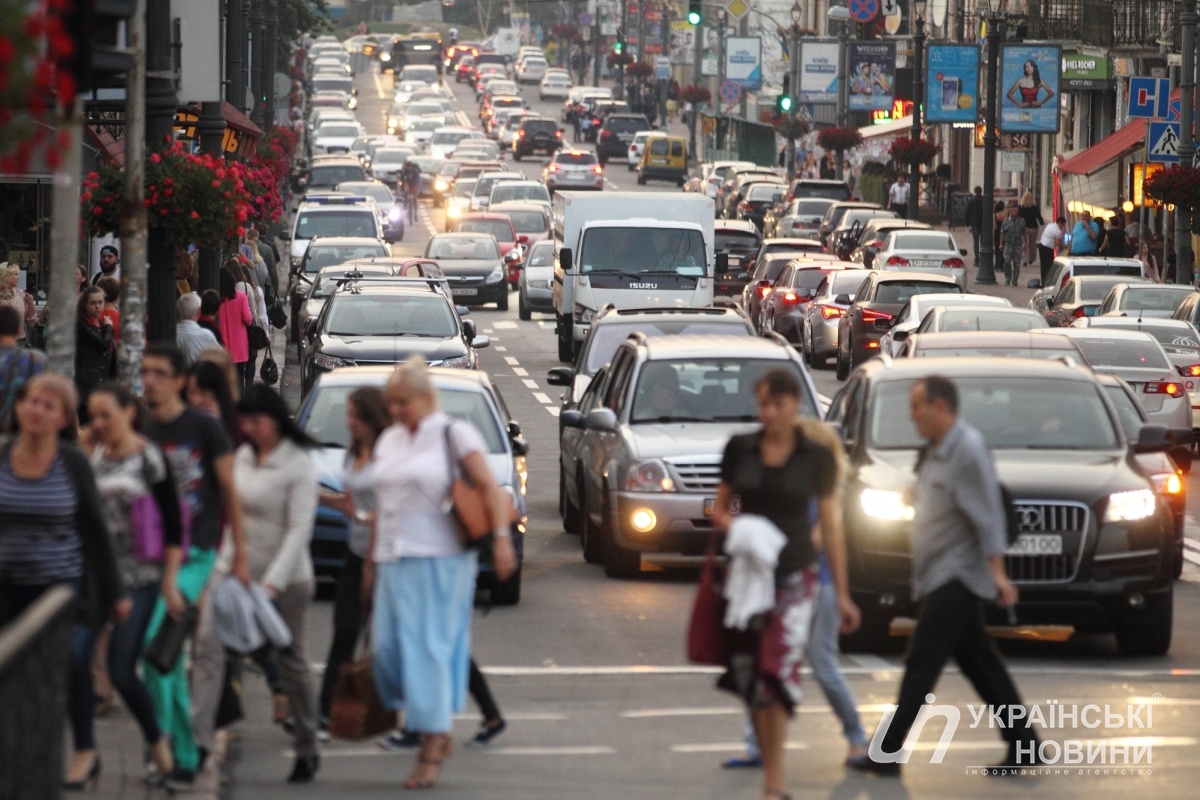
[128,451,192,563]
[259,344,279,385]
[268,301,288,330]
[442,422,516,548]
[247,323,270,351]
[144,603,199,673]
[686,535,729,666]
[327,628,397,741]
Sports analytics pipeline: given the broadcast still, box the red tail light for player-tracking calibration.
[1179,364,1200,377]
[758,285,773,298]
[518,130,526,137]
[549,164,560,172]
[782,291,800,304]
[885,256,909,267]
[1073,307,1088,318]
[942,257,965,268]
[591,164,603,174]
[820,305,846,319]
[1145,381,1185,398]
[861,308,893,323]
[555,130,562,137]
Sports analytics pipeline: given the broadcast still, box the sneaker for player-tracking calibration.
[467,718,507,748]
[165,767,197,791]
[377,729,421,751]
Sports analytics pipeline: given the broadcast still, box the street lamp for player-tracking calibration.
[784,2,803,181]
[975,0,1005,286]
[908,0,927,222]
[828,4,852,181]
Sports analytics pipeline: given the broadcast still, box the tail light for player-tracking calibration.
[1145,381,1185,398]
[549,164,560,172]
[885,256,909,267]
[1179,364,1200,377]
[861,308,893,324]
[518,130,525,137]
[591,164,603,174]
[820,305,846,319]
[758,284,773,298]
[1073,307,1088,318]
[738,202,750,213]
[555,130,562,137]
[942,257,965,268]
[782,292,800,304]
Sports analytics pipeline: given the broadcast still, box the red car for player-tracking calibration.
[453,213,523,285]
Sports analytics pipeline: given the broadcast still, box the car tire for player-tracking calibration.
[627,163,634,171]
[561,466,582,533]
[581,490,605,564]
[835,340,851,381]
[489,566,521,606]
[514,151,522,161]
[518,290,532,321]
[497,289,509,311]
[1115,585,1173,656]
[1172,541,1184,580]
[806,333,822,369]
[601,492,640,579]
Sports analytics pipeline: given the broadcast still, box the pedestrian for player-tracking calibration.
[75,286,116,421]
[1126,216,1142,254]
[1068,210,1100,255]
[199,290,223,345]
[139,342,249,789]
[175,250,197,297]
[1140,241,1161,283]
[0,262,37,346]
[667,96,678,122]
[849,376,1038,776]
[317,387,390,737]
[191,384,322,784]
[965,186,984,267]
[0,306,46,433]
[992,200,1006,253]
[843,161,856,196]
[86,381,185,784]
[217,264,254,392]
[234,260,268,388]
[819,154,836,179]
[1000,203,1027,286]
[367,358,517,789]
[683,100,693,126]
[711,370,859,800]
[93,245,121,285]
[887,174,910,219]
[1037,215,1066,285]
[0,373,124,789]
[1094,214,1109,254]
[176,293,220,369]
[96,277,121,337]
[251,226,280,302]
[1166,251,1178,284]
[1017,192,1043,267]
[1101,215,1131,258]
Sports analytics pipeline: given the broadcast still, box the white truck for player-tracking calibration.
[552,192,717,362]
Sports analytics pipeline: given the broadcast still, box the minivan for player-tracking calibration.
[637,135,688,186]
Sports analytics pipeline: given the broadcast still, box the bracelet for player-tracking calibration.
[494,529,512,540]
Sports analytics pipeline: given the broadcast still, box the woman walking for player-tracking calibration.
[0,262,37,346]
[712,370,859,800]
[86,382,186,784]
[369,358,516,789]
[0,374,125,789]
[216,265,253,392]
[1017,192,1043,267]
[75,286,115,419]
[234,261,268,391]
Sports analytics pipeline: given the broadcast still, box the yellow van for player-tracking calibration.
[637,135,688,186]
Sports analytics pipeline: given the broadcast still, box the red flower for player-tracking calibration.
[92,206,103,216]
[191,211,200,220]
[150,152,161,163]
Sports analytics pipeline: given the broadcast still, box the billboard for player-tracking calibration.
[924,44,980,124]
[799,41,839,104]
[999,44,1061,133]
[847,41,896,111]
[725,36,762,91]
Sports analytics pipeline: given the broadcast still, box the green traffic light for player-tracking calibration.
[687,10,701,24]
[778,96,793,112]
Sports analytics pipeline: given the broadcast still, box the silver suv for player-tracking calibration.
[560,334,820,578]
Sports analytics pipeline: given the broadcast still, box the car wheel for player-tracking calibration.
[581,489,604,564]
[518,290,532,321]
[1115,585,1173,656]
[561,465,582,533]
[806,330,821,369]
[514,151,522,161]
[496,288,509,311]
[601,491,640,579]
[1172,540,1184,580]
[489,565,522,606]
[835,339,851,381]
[627,163,634,171]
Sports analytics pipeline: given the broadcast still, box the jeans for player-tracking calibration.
[319,553,365,718]
[104,584,164,744]
[1038,244,1055,284]
[970,227,982,264]
[1003,248,1022,284]
[241,351,256,391]
[469,659,502,723]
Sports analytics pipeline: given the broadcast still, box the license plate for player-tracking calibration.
[704,497,741,516]
[916,261,940,268]
[451,287,478,296]
[1006,534,1063,556]
[566,173,586,180]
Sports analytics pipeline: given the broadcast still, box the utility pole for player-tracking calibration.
[831,6,850,180]
[146,0,181,344]
[263,0,279,129]
[737,15,748,119]
[716,8,726,114]
[977,12,1004,285]
[593,13,602,86]
[660,4,671,124]
[1177,1,1196,286]
[250,0,265,125]
[46,96,85,378]
[617,0,628,100]
[786,2,802,181]
[689,13,702,156]
[117,0,148,384]
[227,0,246,111]
[909,4,926,222]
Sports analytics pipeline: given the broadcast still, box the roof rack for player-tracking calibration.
[301,194,371,205]
[332,274,448,292]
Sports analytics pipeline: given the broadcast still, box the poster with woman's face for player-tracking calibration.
[999,44,1061,133]
[848,42,896,111]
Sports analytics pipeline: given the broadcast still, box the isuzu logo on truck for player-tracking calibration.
[630,282,658,289]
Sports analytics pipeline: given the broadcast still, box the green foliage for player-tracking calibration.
[858,161,893,206]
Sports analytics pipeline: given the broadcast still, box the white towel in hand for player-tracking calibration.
[723,514,787,630]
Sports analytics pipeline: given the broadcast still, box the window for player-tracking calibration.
[491,184,551,204]
[603,350,635,411]
[527,242,555,267]
[583,320,752,374]
[325,295,457,337]
[891,234,955,252]
[556,152,598,165]
[295,211,378,240]
[318,125,361,138]
[304,244,389,272]
[500,210,548,233]
[716,231,760,250]
[578,227,706,276]
[455,219,513,242]
[872,281,959,305]
[936,310,1047,332]
[1056,284,1075,305]
[1070,339,1171,370]
[1119,287,1196,312]
[427,236,499,259]
[649,139,669,156]
[432,131,472,145]
[671,141,684,158]
[630,359,813,423]
[1079,280,1126,301]
[309,165,367,187]
[1102,385,1146,441]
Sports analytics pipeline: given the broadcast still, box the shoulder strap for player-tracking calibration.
[443,420,460,482]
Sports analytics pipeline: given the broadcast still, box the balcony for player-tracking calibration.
[1036,0,1175,50]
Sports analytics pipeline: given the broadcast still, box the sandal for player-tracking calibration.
[403,734,453,790]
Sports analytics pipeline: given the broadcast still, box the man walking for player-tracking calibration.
[965,186,984,267]
[849,376,1037,777]
[175,293,220,368]
[1038,215,1066,285]
[1000,203,1027,286]
[887,174,910,219]
[0,305,46,432]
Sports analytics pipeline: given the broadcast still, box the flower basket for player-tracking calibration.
[0,1,76,173]
[1144,166,1200,209]
[764,113,810,139]
[626,61,654,79]
[817,126,864,153]
[607,52,633,67]
[889,137,940,166]
[550,23,580,41]
[680,85,711,105]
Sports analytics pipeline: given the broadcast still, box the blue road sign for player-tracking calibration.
[1129,77,1170,119]
[1148,121,1182,163]
[848,0,880,23]
[719,80,741,104]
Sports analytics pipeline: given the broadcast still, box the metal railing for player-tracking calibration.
[1038,0,1174,48]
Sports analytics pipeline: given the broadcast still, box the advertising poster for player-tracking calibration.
[725,36,762,91]
[924,44,980,124]
[848,41,896,111]
[799,41,839,104]
[999,44,1061,133]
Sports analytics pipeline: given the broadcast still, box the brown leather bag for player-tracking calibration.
[443,423,517,547]
[327,646,396,741]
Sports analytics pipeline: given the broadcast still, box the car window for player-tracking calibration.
[522,119,556,133]
[872,281,960,304]
[630,359,813,423]
[318,125,362,138]
[1057,283,1075,304]
[583,320,751,374]
[456,219,513,241]
[791,200,833,216]
[936,310,1048,332]
[603,350,636,411]
[556,152,597,165]
[1075,263,1143,277]
[790,268,836,290]
[914,345,1083,361]
[895,299,915,325]
[1045,262,1064,286]
[890,234,955,251]
[527,242,555,266]
[649,139,669,156]
[1102,384,1147,440]
[671,141,684,157]
[716,231,761,250]
[295,211,378,239]
[499,210,547,233]
[309,165,367,187]
[831,272,867,297]
[491,184,551,204]
[1070,338,1172,370]
[1118,287,1196,311]
[428,236,500,259]
[578,228,705,276]
[304,244,389,271]
[1080,279,1130,301]
[325,295,457,337]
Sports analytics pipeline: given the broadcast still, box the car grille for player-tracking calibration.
[1005,501,1088,583]
[669,461,721,493]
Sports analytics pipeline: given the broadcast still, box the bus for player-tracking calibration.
[386,33,444,80]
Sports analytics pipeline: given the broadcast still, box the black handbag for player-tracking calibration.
[260,344,279,385]
[144,604,199,673]
[268,302,288,330]
[247,323,270,351]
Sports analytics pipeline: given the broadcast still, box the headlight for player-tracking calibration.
[1151,472,1184,497]
[348,97,357,110]
[447,204,462,217]
[624,459,675,492]
[388,207,401,222]
[529,279,549,289]
[314,353,352,370]
[435,179,449,191]
[1105,489,1157,522]
[388,117,399,127]
[859,489,914,522]
[439,355,472,369]
[486,264,505,283]
[574,304,596,324]
[380,52,392,62]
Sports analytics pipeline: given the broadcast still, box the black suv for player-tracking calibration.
[596,113,651,164]
[827,356,1177,656]
[513,116,562,160]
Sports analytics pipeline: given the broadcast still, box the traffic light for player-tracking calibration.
[614,29,625,54]
[58,0,137,93]
[688,0,701,25]
[777,75,793,113]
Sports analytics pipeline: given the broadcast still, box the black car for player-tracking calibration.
[827,356,1177,655]
[596,113,650,163]
[287,236,391,343]
[736,183,786,230]
[424,232,515,310]
[714,221,762,299]
[299,280,488,395]
[513,116,563,160]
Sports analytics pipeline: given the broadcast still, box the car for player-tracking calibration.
[560,334,821,576]
[452,212,523,281]
[392,80,430,104]
[397,64,439,86]
[785,178,852,202]
[539,72,573,100]
[834,271,962,379]
[286,236,392,342]
[829,208,900,261]
[897,329,1089,362]
[626,130,655,170]
[360,136,403,169]
[518,239,556,320]
[722,172,786,220]
[543,150,604,192]
[1042,328,1194,435]
[596,113,651,164]
[735,183,786,230]
[1038,275,1149,326]
[335,180,404,234]
[512,116,563,160]
[1097,283,1199,319]
[516,56,548,83]
[891,306,1048,352]
[800,269,870,369]
[487,181,552,212]
[444,178,476,231]
[818,200,883,249]
[295,263,400,351]
[1029,255,1148,307]
[827,356,1176,655]
[762,197,837,239]
[404,156,444,198]
[308,106,355,136]
[490,107,525,142]
[428,126,477,159]
[563,86,612,122]
[876,294,1013,357]
[759,261,862,346]
[300,155,367,193]
[424,232,515,310]
[636,135,688,187]
[470,171,526,212]
[284,194,391,271]
[713,221,763,300]
[431,160,462,206]
[849,219,933,269]
[741,252,840,332]
[490,202,552,260]
[483,96,526,132]
[452,140,502,162]
[297,366,527,604]
[310,90,350,111]
[744,237,826,277]
[299,278,489,395]
[700,160,757,202]
[368,147,418,185]
[310,72,354,97]
[403,116,444,149]
[454,54,476,82]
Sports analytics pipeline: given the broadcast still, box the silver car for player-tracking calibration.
[518,239,555,319]
[877,294,1012,357]
[561,335,820,578]
[800,269,870,368]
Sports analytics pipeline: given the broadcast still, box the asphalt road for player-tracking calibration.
[226,67,1200,800]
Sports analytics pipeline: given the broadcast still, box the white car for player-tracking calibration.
[877,295,1013,357]
[874,229,969,287]
[489,107,521,141]
[626,131,655,171]
[499,112,531,150]
[308,107,354,135]
[540,73,573,100]
[334,179,403,232]
[369,147,413,184]
[393,80,430,104]
[311,120,364,155]
[429,127,478,159]
[516,57,548,84]
[404,117,443,149]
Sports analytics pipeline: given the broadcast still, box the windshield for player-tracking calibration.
[295,211,377,240]
[304,387,504,453]
[318,125,360,138]
[345,185,394,205]
[456,219,512,241]
[789,268,838,290]
[408,118,442,132]
[309,165,366,187]
[869,378,1120,450]
[915,345,1082,361]
[432,131,472,145]
[451,181,474,198]
[748,185,782,200]
[527,242,555,267]
[409,157,441,173]
[491,184,550,204]
[793,184,849,200]
[717,231,760,250]
[372,150,411,166]
[890,234,955,251]
[326,295,457,337]
[556,152,597,165]
[474,177,506,197]
[1070,338,1171,370]
[875,281,960,304]
[935,310,1048,332]
[500,210,547,233]
[830,272,867,296]
[428,236,499,259]
[304,244,388,272]
[583,320,751,374]
[631,359,813,423]
[400,66,438,83]
[579,227,706,276]
[790,200,833,217]
[1118,287,1195,311]
[312,78,352,93]
[1102,324,1200,348]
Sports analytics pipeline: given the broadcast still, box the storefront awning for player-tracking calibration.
[221,101,264,139]
[1055,121,1146,176]
[861,116,913,140]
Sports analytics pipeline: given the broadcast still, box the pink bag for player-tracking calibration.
[129,495,192,563]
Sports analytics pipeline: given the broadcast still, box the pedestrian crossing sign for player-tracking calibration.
[1148,121,1181,163]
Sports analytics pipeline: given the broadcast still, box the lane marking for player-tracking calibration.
[373,72,388,99]
[623,704,899,719]
[493,320,518,329]
[846,654,894,671]
[476,664,1200,678]
[495,345,507,351]
[513,367,529,376]
[504,356,520,365]
[481,746,617,756]
[533,392,553,404]
[672,743,808,753]
[523,379,539,389]
[548,406,560,416]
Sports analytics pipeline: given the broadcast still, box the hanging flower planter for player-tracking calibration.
[0,0,76,173]
[817,126,864,153]
[764,113,810,139]
[680,84,711,105]
[625,61,654,80]
[1144,166,1200,209]
[889,137,940,166]
[550,23,580,41]
[607,52,633,67]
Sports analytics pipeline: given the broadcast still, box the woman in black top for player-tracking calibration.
[1101,215,1131,258]
[75,286,115,421]
[713,370,859,800]
[1018,192,1044,266]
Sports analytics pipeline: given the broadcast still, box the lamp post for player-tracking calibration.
[1176,0,1196,286]
[828,4,851,181]
[716,7,727,106]
[908,0,927,222]
[786,2,803,182]
[689,6,703,158]
[975,0,1005,286]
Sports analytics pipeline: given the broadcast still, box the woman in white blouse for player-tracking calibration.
[368,358,515,790]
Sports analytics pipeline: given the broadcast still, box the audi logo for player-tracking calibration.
[1016,506,1046,532]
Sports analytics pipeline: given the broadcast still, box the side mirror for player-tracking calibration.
[1045,298,1055,308]
[716,252,729,273]
[463,319,477,339]
[508,421,523,439]
[383,230,396,243]
[456,305,471,316]
[561,409,585,429]
[585,407,619,432]
[505,250,522,265]
[834,293,852,305]
[1134,424,1170,453]
[304,317,319,338]
[546,366,575,386]
[959,248,968,256]
[1027,278,1042,289]
[510,436,529,456]
[471,335,491,349]
[797,287,814,299]
[1169,443,1193,473]
[893,329,910,342]
[518,234,529,243]
[559,247,574,273]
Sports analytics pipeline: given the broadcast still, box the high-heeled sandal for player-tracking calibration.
[403,734,453,790]
[62,754,101,791]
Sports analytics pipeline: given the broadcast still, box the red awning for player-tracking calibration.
[1056,120,1146,176]
[222,101,264,139]
[86,125,126,166]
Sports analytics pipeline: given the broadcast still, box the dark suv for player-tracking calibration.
[513,116,562,160]
[827,356,1176,655]
[596,113,651,164]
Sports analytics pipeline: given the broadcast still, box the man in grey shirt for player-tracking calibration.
[175,292,219,368]
[851,375,1037,777]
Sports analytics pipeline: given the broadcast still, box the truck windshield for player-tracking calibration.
[579,228,706,277]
